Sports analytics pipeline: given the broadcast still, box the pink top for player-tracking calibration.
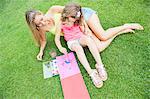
[61,24,84,41]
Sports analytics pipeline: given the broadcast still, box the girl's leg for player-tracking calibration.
[79,35,103,66]
[71,43,92,74]
[71,43,103,88]
[87,13,143,41]
[79,35,108,81]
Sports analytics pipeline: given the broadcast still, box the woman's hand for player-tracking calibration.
[59,47,67,54]
[37,51,43,61]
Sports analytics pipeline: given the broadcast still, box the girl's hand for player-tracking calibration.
[37,52,43,61]
[85,29,92,36]
[84,29,88,35]
[60,47,67,54]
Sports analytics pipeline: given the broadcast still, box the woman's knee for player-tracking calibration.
[99,33,109,41]
[87,14,108,40]
[92,31,108,41]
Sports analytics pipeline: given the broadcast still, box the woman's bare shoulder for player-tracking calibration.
[47,5,65,14]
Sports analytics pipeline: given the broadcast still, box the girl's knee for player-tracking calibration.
[85,36,95,43]
[71,44,83,52]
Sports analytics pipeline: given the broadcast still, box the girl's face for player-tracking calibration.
[34,13,54,32]
[67,11,81,23]
[68,16,77,22]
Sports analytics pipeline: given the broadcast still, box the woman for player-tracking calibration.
[25,3,143,60]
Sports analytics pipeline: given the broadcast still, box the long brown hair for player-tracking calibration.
[25,10,44,46]
[61,3,83,26]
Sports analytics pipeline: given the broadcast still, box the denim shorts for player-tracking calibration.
[81,7,96,21]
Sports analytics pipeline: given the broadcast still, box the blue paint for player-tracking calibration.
[65,60,70,64]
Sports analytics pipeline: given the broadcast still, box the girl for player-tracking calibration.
[25,3,143,60]
[55,3,107,88]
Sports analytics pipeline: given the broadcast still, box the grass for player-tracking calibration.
[0,0,149,98]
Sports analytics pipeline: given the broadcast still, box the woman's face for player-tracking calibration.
[34,13,54,32]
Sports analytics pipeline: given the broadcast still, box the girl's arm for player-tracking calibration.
[80,18,92,36]
[55,21,67,54]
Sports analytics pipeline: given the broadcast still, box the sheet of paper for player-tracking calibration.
[56,52,90,99]
[43,60,59,79]
[56,52,80,79]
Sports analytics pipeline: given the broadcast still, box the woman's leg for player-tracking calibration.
[87,13,143,41]
[79,35,103,66]
[90,29,135,52]
[91,34,115,52]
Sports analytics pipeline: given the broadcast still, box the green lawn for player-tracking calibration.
[0,0,149,98]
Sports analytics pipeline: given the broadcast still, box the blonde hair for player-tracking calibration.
[25,10,44,46]
[61,3,83,25]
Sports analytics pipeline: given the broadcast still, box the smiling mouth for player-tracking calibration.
[48,19,55,25]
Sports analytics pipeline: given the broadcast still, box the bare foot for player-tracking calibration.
[119,29,135,35]
[124,23,144,30]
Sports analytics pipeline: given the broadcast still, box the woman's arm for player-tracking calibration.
[55,22,67,54]
[46,5,64,15]
[37,32,47,60]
